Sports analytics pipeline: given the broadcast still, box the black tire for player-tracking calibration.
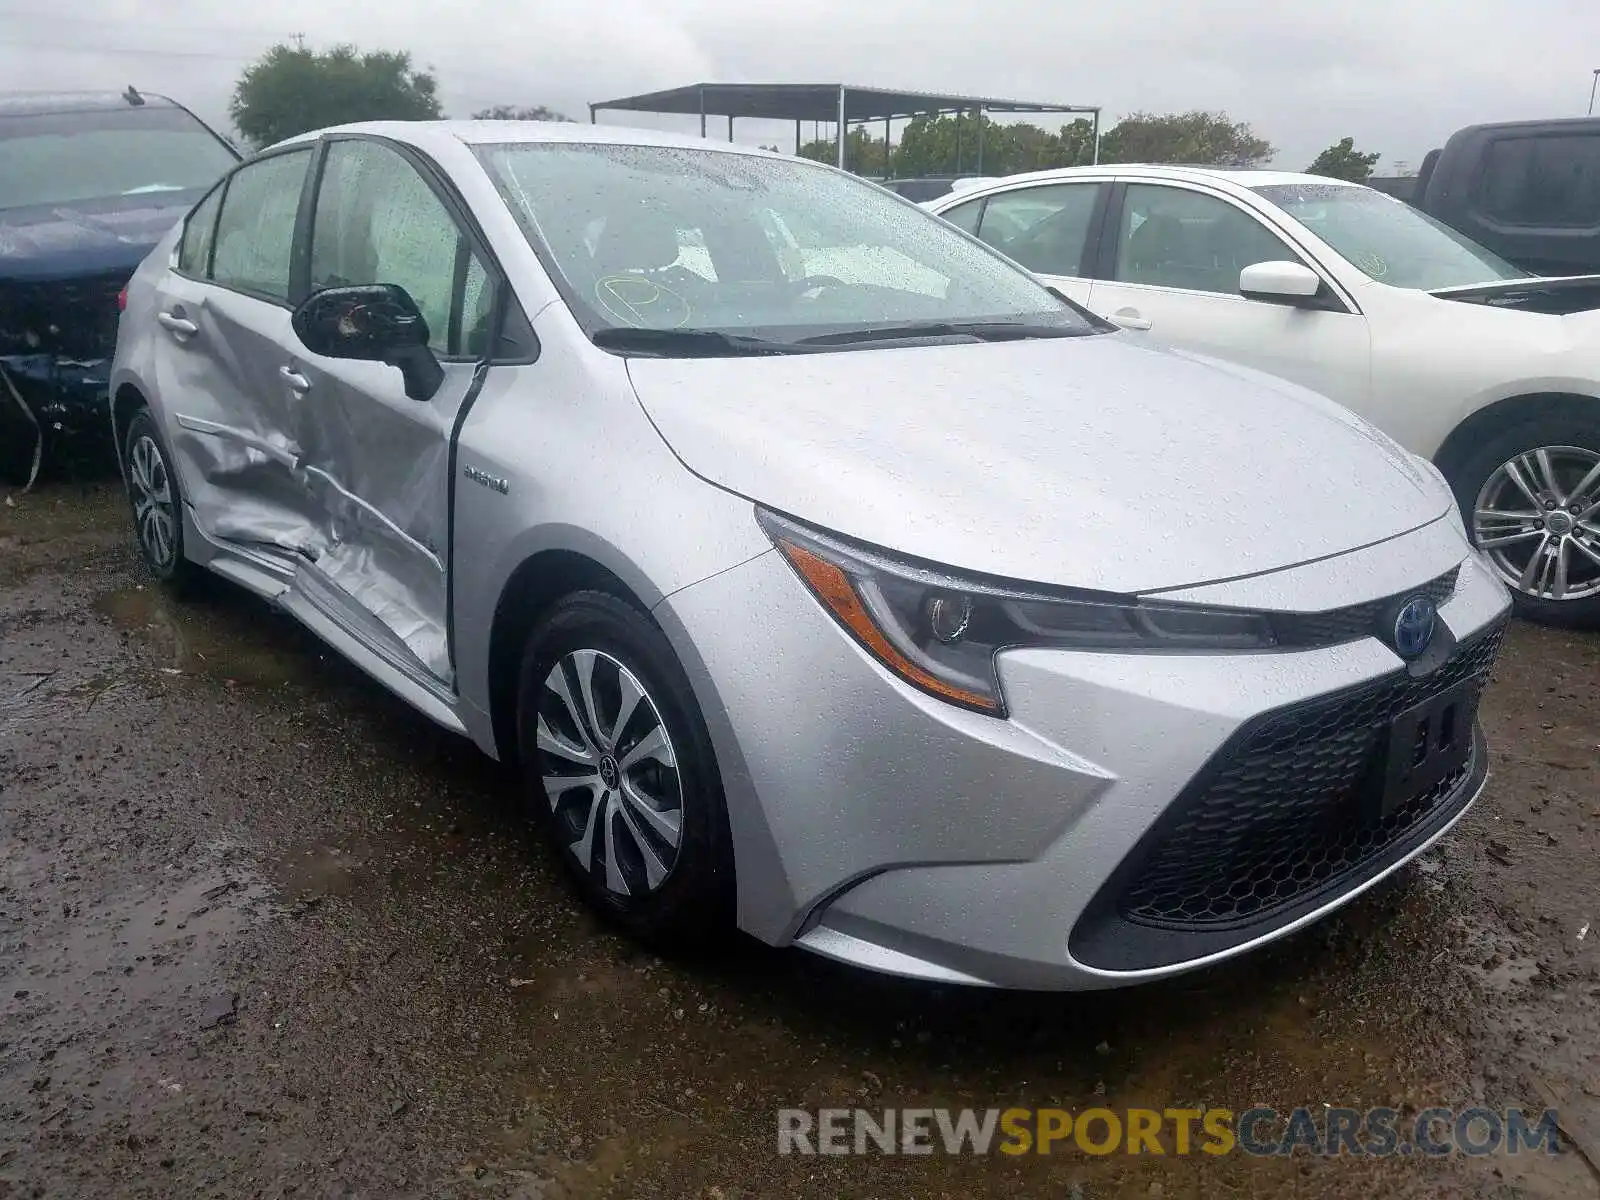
[1446,410,1600,629]
[515,590,734,948]
[122,408,203,594]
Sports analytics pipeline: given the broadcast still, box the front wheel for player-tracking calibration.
[1449,413,1600,627]
[514,590,734,948]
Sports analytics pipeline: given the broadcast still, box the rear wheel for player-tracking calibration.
[515,590,734,948]
[1449,412,1600,627]
[122,409,203,593]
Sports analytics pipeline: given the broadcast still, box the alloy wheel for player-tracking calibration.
[128,433,177,571]
[534,648,684,898]
[1472,444,1600,603]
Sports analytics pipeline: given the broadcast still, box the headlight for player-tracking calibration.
[758,509,1276,717]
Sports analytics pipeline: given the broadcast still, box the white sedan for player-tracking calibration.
[929,166,1600,625]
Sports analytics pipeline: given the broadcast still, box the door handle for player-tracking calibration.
[279,366,311,393]
[1108,309,1152,331]
[157,311,199,338]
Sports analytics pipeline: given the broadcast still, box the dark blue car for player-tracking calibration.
[0,89,239,485]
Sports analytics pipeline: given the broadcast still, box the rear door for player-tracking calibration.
[151,145,321,555]
[935,180,1107,304]
[1086,180,1372,409]
[281,135,501,683]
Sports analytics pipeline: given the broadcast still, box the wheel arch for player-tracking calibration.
[111,382,149,469]
[485,548,654,768]
[1433,391,1600,479]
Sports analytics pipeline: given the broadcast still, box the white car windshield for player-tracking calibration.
[1251,182,1527,290]
[474,141,1098,351]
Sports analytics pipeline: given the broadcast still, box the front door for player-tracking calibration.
[281,136,498,684]
[1088,182,1373,410]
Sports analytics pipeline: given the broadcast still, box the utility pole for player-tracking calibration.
[1589,68,1599,116]
[291,32,306,51]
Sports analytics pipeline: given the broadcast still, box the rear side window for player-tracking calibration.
[177,184,224,278]
[1476,135,1600,228]
[974,183,1102,277]
[211,148,311,303]
[938,198,984,235]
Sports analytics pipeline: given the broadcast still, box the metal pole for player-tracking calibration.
[954,110,962,175]
[795,119,801,154]
[588,104,597,125]
[976,106,985,173]
[884,115,891,178]
[1092,108,1101,165]
[728,115,734,142]
[699,85,706,138]
[1590,69,1600,116]
[836,85,846,169]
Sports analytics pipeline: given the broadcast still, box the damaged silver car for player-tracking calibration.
[110,122,1509,989]
[0,89,238,487]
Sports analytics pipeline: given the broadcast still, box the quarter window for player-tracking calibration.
[210,149,311,302]
[938,199,983,236]
[177,182,224,278]
[310,139,487,358]
[1112,184,1302,296]
[974,184,1101,277]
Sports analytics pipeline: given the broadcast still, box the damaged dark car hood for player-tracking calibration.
[0,192,201,283]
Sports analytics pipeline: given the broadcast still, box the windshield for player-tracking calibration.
[474,142,1097,350]
[1251,182,1526,290]
[0,106,238,211]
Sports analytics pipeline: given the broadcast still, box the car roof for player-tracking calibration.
[933,162,1369,198]
[267,119,792,160]
[0,90,183,117]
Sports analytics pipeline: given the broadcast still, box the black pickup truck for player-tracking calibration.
[1410,117,1600,277]
[0,89,239,486]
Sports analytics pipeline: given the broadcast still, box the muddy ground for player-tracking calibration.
[1,480,1597,1200]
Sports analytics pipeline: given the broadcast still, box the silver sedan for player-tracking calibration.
[110,120,1511,989]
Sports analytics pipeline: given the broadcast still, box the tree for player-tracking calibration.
[798,126,890,175]
[230,43,440,148]
[1307,136,1381,183]
[472,104,573,122]
[1099,111,1274,167]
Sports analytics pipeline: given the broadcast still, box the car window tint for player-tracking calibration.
[1477,134,1600,228]
[976,184,1100,276]
[310,139,482,357]
[177,183,224,278]
[939,199,984,236]
[1113,184,1300,296]
[210,149,310,302]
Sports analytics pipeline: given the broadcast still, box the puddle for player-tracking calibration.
[93,583,323,687]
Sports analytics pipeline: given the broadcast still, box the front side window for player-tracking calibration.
[210,149,312,303]
[974,183,1101,277]
[474,142,1097,347]
[1112,184,1302,296]
[1253,181,1525,289]
[177,183,224,278]
[310,139,488,357]
[0,105,238,211]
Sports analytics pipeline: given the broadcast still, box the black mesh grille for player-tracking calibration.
[1269,567,1459,649]
[0,271,127,360]
[1113,619,1504,932]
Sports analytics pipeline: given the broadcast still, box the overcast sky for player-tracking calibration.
[3,0,1599,170]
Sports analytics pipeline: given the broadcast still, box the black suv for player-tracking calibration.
[1,90,239,486]
[1412,117,1600,278]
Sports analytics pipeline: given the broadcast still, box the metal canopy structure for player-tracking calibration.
[588,83,1101,172]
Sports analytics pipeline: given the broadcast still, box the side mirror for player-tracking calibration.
[1239,260,1324,306]
[291,283,444,402]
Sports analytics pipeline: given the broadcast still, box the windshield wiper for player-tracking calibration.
[590,326,802,357]
[793,320,1090,347]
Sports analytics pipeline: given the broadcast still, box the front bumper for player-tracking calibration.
[0,353,112,486]
[656,512,1512,991]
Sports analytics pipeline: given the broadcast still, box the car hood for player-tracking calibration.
[626,334,1450,594]
[0,192,200,282]
[1430,274,1600,316]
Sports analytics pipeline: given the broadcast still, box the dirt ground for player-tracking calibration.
[1,480,1597,1200]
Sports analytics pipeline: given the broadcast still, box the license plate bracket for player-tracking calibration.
[1375,680,1478,820]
